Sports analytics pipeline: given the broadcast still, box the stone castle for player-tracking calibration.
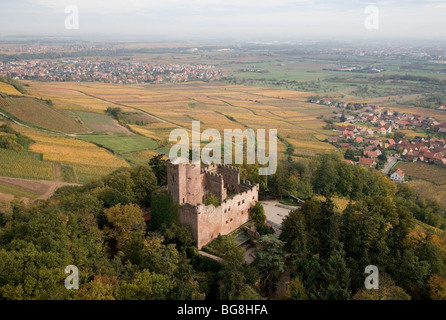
[167,159,259,249]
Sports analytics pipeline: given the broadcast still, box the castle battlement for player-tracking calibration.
[218,163,240,172]
[204,171,223,179]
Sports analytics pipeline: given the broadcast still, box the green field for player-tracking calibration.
[72,110,128,133]
[77,134,159,154]
[71,164,120,184]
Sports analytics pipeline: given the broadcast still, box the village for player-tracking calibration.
[0,59,226,84]
[322,102,446,182]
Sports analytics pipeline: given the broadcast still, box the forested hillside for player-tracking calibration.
[1,154,446,300]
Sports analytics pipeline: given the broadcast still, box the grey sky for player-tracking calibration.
[1,0,445,40]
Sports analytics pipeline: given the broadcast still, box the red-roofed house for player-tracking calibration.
[364,151,378,159]
[390,169,405,182]
[359,157,375,167]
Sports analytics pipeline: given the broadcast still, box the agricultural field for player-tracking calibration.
[0,82,23,95]
[70,110,129,134]
[0,149,57,180]
[0,96,87,133]
[24,81,338,158]
[77,134,158,154]
[408,180,446,209]
[123,150,161,165]
[395,161,446,186]
[70,164,122,184]
[18,127,128,167]
[0,123,131,183]
[0,181,40,199]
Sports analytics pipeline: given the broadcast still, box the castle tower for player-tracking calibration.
[167,158,204,205]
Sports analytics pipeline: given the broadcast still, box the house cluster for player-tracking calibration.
[331,121,446,167]
[394,137,446,165]
[0,60,227,84]
[329,124,387,168]
[338,104,446,134]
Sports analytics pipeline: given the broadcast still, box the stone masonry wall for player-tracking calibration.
[181,183,259,249]
[204,171,227,202]
[217,164,241,193]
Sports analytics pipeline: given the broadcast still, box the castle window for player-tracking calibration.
[242,200,245,204]
[224,209,227,213]
[228,207,231,211]
[183,198,185,204]
[226,220,228,224]
[252,196,255,200]
[230,218,233,222]
[238,201,240,206]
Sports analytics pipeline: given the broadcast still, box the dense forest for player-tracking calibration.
[1,153,446,300]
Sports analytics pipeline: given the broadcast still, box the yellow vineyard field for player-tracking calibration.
[17,125,129,168]
[0,82,22,95]
[24,81,338,157]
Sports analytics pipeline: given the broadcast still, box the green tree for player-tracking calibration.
[115,270,174,300]
[150,192,179,230]
[129,165,158,207]
[104,204,146,257]
[284,277,308,300]
[148,154,168,186]
[313,154,339,197]
[318,250,351,300]
[253,235,286,296]
[205,193,221,207]
[353,273,410,300]
[344,148,355,160]
[250,202,266,226]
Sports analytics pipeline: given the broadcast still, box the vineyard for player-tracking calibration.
[71,164,121,184]
[0,149,57,180]
[0,96,87,133]
[0,82,23,96]
[22,129,130,168]
[72,110,129,134]
[0,96,12,108]
[396,161,446,185]
[77,134,159,155]
[124,149,161,165]
[26,81,337,157]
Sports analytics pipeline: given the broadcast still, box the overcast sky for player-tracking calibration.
[1,0,446,41]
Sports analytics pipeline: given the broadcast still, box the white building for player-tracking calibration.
[390,169,405,182]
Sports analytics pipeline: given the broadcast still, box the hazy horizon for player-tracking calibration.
[1,0,446,42]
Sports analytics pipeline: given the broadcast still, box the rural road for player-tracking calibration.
[382,157,398,175]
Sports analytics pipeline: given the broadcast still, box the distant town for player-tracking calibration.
[0,59,227,84]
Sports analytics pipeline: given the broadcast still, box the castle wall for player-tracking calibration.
[217,164,241,193]
[179,204,199,243]
[168,161,259,249]
[181,184,259,249]
[204,172,227,202]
